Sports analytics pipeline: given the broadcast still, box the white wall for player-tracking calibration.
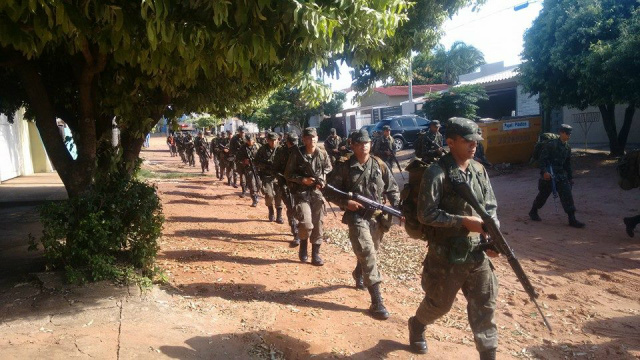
[0,109,34,182]
[516,85,540,116]
[563,105,640,148]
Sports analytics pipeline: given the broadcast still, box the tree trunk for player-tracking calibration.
[618,103,636,153]
[598,104,623,156]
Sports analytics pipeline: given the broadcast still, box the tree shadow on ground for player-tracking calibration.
[174,185,207,190]
[527,315,640,359]
[161,250,300,266]
[168,216,270,224]
[163,191,237,201]
[169,228,291,244]
[166,199,209,206]
[160,331,408,359]
[170,282,362,314]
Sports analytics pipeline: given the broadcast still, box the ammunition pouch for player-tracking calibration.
[448,236,474,264]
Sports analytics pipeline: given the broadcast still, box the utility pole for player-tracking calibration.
[408,50,413,104]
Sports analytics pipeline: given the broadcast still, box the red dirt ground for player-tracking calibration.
[142,136,640,360]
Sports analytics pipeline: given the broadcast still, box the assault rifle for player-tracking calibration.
[245,147,264,195]
[293,145,324,187]
[548,166,559,214]
[449,169,553,332]
[390,153,405,180]
[276,172,295,211]
[324,184,402,218]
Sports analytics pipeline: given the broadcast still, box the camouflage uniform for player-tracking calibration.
[194,134,209,172]
[176,134,187,163]
[210,134,223,178]
[529,124,584,227]
[324,130,342,165]
[219,133,235,185]
[372,134,395,169]
[230,130,246,191]
[284,128,332,265]
[256,133,283,221]
[184,135,196,167]
[237,135,260,206]
[274,133,301,246]
[415,130,444,163]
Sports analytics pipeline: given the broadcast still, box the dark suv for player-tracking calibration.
[373,115,429,150]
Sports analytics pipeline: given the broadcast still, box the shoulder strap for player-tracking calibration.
[371,155,388,177]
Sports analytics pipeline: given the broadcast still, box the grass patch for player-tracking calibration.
[137,168,206,180]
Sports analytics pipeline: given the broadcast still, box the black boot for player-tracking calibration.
[367,283,389,320]
[311,244,324,266]
[298,238,308,262]
[352,263,365,290]
[251,195,259,207]
[240,186,246,198]
[289,236,300,248]
[623,217,636,237]
[408,316,428,354]
[568,212,585,228]
[268,206,275,222]
[275,207,284,224]
[529,206,541,221]
[479,348,497,360]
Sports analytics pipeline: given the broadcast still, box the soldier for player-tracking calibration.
[184,133,196,167]
[338,130,356,157]
[528,124,585,228]
[166,133,177,157]
[326,129,400,320]
[324,128,342,165]
[408,118,500,359]
[284,127,332,265]
[257,130,268,146]
[194,131,209,173]
[220,130,236,186]
[414,120,444,164]
[372,125,396,170]
[237,134,261,207]
[230,126,247,192]
[275,132,301,247]
[256,132,284,222]
[210,132,223,179]
[176,132,187,163]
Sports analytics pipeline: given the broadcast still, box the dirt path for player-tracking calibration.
[142,136,640,359]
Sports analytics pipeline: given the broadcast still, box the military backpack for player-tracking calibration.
[530,132,560,165]
[617,150,640,190]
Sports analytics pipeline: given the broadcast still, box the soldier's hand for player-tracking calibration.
[543,172,551,181]
[224,149,229,153]
[302,177,315,186]
[346,200,364,212]
[462,216,485,234]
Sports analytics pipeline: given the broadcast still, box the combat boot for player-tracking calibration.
[240,186,246,198]
[268,206,275,222]
[289,236,300,248]
[251,195,259,207]
[528,206,541,221]
[275,207,284,224]
[623,217,635,237]
[367,283,389,320]
[298,238,308,262]
[408,316,428,354]
[352,263,365,290]
[311,244,324,266]
[568,212,585,228]
[479,348,497,360]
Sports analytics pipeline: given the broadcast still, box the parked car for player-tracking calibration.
[359,124,377,137]
[373,115,429,150]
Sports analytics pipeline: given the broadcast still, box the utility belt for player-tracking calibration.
[428,233,485,264]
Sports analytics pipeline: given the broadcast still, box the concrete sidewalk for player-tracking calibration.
[0,172,67,207]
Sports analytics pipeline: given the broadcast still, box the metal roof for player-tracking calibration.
[458,68,519,86]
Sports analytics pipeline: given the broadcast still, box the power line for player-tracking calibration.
[445,0,541,32]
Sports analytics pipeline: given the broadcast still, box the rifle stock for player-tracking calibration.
[324,184,402,218]
[450,176,553,332]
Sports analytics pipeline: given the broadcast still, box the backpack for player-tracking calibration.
[617,150,640,190]
[530,133,559,165]
[400,159,430,240]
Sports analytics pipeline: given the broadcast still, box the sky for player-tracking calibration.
[324,0,544,91]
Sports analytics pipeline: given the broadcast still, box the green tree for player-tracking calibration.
[419,85,487,121]
[194,116,219,132]
[520,0,639,156]
[412,41,485,85]
[321,91,346,118]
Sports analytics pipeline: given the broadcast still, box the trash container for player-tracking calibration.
[477,116,542,164]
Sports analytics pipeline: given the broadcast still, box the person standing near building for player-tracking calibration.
[528,124,585,228]
[408,118,500,359]
[326,129,400,320]
[372,125,395,170]
[285,127,332,265]
[324,128,342,165]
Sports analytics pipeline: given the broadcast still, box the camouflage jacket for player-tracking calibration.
[372,135,395,161]
[327,154,400,221]
[539,138,572,180]
[284,146,332,194]
[324,135,342,155]
[418,153,499,244]
[255,144,279,178]
[229,134,245,158]
[236,143,259,170]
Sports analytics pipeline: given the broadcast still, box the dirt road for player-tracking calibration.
[143,136,640,359]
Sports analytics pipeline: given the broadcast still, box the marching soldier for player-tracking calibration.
[166,133,177,157]
[275,132,301,247]
[326,129,400,320]
[237,134,261,207]
[256,132,284,222]
[284,127,332,265]
[184,133,196,167]
[414,120,444,164]
[372,125,396,170]
[528,124,585,228]
[211,132,223,179]
[230,126,247,192]
[409,118,500,359]
[324,128,342,165]
[220,130,236,186]
[338,130,356,157]
[176,132,187,163]
[194,131,209,173]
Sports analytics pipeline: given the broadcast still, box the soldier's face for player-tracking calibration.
[447,135,476,161]
[303,135,317,148]
[560,131,571,142]
[352,141,370,158]
[384,129,390,136]
[268,139,277,148]
[430,125,439,133]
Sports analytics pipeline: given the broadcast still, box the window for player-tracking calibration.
[416,118,428,126]
[400,118,415,127]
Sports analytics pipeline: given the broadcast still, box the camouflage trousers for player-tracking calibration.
[223,158,236,184]
[294,190,325,245]
[280,185,299,236]
[212,153,220,174]
[346,213,384,287]
[235,162,246,188]
[532,178,576,214]
[262,177,282,208]
[240,166,259,196]
[415,244,498,352]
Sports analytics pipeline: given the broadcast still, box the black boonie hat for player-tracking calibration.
[303,127,317,137]
[350,129,371,143]
[560,124,573,134]
[446,117,483,141]
[382,125,391,131]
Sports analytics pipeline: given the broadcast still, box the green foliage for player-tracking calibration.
[411,41,485,85]
[419,85,487,121]
[194,116,218,131]
[29,162,164,284]
[317,118,334,140]
[520,0,639,155]
[321,91,346,117]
